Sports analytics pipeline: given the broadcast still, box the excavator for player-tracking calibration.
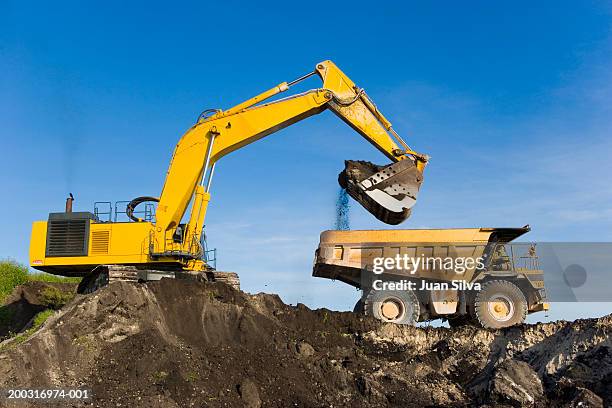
[29,60,429,290]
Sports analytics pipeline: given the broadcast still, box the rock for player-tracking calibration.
[238,378,261,408]
[489,359,543,406]
[296,341,315,357]
[553,378,604,408]
[566,387,604,408]
[355,375,372,396]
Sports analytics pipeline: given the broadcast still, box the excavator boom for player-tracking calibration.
[152,60,429,256]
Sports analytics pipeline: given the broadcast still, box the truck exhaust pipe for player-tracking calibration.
[65,193,74,213]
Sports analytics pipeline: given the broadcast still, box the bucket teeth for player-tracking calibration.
[339,160,424,225]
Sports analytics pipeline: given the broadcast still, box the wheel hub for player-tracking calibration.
[487,294,514,322]
[380,298,404,321]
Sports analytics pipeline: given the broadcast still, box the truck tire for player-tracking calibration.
[364,290,420,325]
[353,297,365,314]
[474,280,527,329]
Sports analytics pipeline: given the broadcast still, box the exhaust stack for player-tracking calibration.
[65,193,74,213]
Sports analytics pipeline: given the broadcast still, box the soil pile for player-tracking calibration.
[0,279,610,407]
[0,281,76,340]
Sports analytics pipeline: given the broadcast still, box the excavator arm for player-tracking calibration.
[148,61,429,257]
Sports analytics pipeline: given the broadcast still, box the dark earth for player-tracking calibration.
[0,281,77,341]
[0,279,610,407]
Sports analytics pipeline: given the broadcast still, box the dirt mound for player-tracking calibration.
[0,279,610,407]
[0,281,77,340]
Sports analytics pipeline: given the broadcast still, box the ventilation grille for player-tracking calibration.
[91,230,110,255]
[46,219,89,257]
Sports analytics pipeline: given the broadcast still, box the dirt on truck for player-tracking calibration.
[0,279,610,407]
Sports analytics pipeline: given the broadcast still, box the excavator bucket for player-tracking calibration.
[338,160,423,225]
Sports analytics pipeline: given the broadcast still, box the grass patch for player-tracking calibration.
[1,309,54,350]
[322,311,330,324]
[40,286,75,309]
[12,309,54,344]
[185,371,200,382]
[152,370,169,382]
[0,260,80,305]
[32,309,54,327]
[0,260,28,304]
[72,334,96,352]
[28,273,81,284]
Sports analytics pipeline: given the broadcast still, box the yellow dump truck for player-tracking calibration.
[313,226,548,328]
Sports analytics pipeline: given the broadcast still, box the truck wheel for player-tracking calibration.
[474,280,527,329]
[364,290,420,325]
[353,297,365,314]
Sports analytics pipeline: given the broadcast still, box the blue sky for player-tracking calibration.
[2,1,611,321]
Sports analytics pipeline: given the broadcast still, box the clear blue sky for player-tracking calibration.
[2,1,611,321]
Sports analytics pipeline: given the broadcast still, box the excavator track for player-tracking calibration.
[107,265,140,283]
[77,265,140,294]
[78,265,241,294]
[210,272,241,291]
[177,270,241,291]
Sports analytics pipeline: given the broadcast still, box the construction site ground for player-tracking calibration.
[0,279,610,407]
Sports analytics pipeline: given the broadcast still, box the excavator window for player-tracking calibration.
[173,224,185,244]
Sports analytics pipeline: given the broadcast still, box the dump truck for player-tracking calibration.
[313,226,549,328]
[29,61,428,292]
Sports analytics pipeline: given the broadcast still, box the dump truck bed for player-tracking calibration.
[312,227,530,288]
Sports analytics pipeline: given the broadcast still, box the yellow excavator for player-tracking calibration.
[29,61,428,290]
